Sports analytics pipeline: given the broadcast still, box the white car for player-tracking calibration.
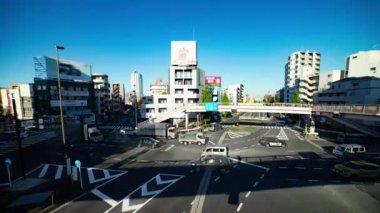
[332,144,366,157]
[120,127,134,135]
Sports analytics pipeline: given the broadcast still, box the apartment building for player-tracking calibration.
[318,70,345,92]
[225,84,244,105]
[92,73,110,121]
[284,51,320,103]
[346,50,380,78]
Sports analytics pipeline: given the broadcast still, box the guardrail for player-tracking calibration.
[313,104,380,115]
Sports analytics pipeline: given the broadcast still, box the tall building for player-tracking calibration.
[318,70,345,92]
[346,50,380,78]
[111,83,125,114]
[142,41,204,120]
[284,51,320,103]
[92,73,110,121]
[131,71,143,102]
[33,56,95,126]
[224,84,244,105]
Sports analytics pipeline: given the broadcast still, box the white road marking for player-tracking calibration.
[230,158,270,171]
[237,203,243,212]
[55,165,63,180]
[245,191,251,198]
[260,174,265,179]
[214,176,220,182]
[253,181,259,187]
[92,188,118,207]
[287,178,299,181]
[164,145,175,151]
[38,164,49,178]
[208,141,216,145]
[71,167,78,181]
[190,169,212,213]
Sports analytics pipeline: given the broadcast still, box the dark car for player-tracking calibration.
[137,137,165,148]
[259,137,287,147]
[191,155,232,173]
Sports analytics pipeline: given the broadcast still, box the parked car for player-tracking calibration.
[259,137,287,147]
[120,127,134,135]
[332,160,380,178]
[332,144,366,157]
[137,137,165,148]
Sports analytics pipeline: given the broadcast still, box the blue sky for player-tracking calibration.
[1,0,379,97]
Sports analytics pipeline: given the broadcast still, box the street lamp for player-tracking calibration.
[55,45,72,179]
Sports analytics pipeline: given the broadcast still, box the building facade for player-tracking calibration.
[92,73,110,122]
[142,41,204,120]
[313,77,380,104]
[131,71,143,102]
[225,84,244,105]
[146,77,169,96]
[33,56,95,127]
[9,84,34,120]
[346,50,380,78]
[318,70,345,92]
[284,51,320,103]
[111,83,125,114]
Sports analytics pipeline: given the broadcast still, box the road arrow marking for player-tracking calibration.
[105,174,183,213]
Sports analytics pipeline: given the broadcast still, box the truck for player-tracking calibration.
[135,123,176,139]
[178,132,207,145]
[83,124,103,142]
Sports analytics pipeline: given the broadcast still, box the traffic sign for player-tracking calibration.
[75,160,81,168]
[5,158,12,166]
[205,102,218,112]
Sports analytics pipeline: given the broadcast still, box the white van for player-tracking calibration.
[332,144,366,157]
[201,146,229,158]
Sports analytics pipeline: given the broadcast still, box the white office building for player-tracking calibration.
[131,71,143,102]
[146,77,169,96]
[314,76,380,104]
[225,84,244,105]
[318,70,345,92]
[142,41,204,121]
[346,50,380,78]
[284,51,320,103]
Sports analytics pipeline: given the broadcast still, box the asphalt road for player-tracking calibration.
[49,124,380,213]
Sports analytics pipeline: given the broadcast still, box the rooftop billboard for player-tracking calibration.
[171,41,197,66]
[205,76,222,87]
[34,56,91,82]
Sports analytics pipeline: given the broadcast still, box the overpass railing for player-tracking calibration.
[313,104,380,115]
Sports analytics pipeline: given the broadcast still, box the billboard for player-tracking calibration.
[205,76,222,86]
[171,41,197,66]
[34,56,91,82]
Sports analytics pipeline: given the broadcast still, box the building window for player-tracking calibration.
[158,98,167,104]
[37,85,42,90]
[42,85,47,90]
[370,67,376,71]
[352,56,357,59]
[175,89,183,94]
[175,98,183,104]
[184,79,192,85]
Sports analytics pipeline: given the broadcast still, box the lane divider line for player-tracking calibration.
[245,191,251,198]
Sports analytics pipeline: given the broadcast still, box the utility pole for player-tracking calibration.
[12,97,26,178]
[56,45,72,180]
[133,84,137,129]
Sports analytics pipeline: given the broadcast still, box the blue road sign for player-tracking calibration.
[5,158,12,166]
[75,160,81,168]
[205,102,218,112]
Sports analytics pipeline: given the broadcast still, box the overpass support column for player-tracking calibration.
[185,112,189,129]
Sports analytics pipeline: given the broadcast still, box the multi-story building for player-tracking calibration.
[111,83,125,114]
[142,41,204,121]
[146,77,169,96]
[9,84,34,120]
[33,56,95,126]
[313,76,380,104]
[346,50,380,78]
[318,70,345,92]
[92,73,110,122]
[275,88,284,102]
[284,51,320,103]
[131,71,143,102]
[225,84,244,105]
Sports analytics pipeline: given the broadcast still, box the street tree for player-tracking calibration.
[200,85,212,104]
[221,91,230,105]
[292,90,301,103]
